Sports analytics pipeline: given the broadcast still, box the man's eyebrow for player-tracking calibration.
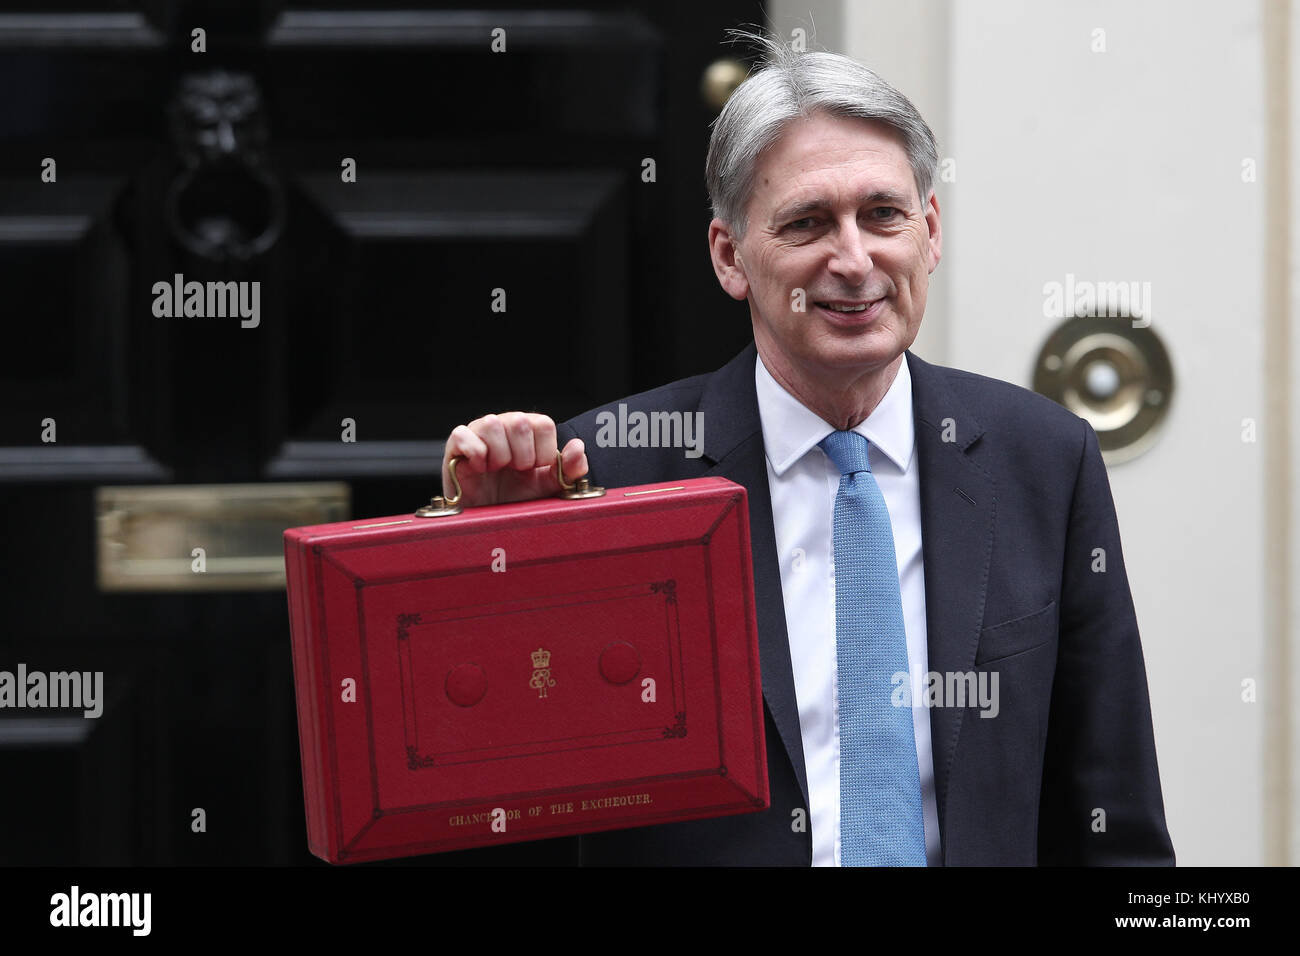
[772,189,914,223]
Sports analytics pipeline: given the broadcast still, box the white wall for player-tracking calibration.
[1284,0,1299,865]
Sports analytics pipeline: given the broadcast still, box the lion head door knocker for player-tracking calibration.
[165,70,285,262]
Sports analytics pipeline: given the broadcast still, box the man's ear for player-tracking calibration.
[924,190,942,273]
[708,218,750,301]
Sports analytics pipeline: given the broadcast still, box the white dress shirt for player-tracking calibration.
[755,352,942,866]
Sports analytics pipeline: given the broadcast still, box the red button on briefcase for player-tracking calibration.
[284,469,767,863]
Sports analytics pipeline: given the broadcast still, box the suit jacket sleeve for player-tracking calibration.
[1037,418,1175,865]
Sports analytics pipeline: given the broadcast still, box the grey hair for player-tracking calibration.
[705,28,939,237]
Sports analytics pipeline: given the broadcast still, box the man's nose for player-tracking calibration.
[827,220,873,282]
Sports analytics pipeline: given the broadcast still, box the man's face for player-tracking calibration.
[710,111,941,385]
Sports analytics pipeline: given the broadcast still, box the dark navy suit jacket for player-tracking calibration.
[556,341,1175,866]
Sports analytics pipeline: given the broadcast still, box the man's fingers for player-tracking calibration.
[444,414,583,504]
[560,437,588,482]
[466,414,513,471]
[527,414,559,472]
[500,412,538,471]
[444,424,488,487]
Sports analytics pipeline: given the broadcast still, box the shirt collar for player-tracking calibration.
[755,350,915,477]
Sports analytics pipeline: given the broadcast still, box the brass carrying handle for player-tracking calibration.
[553,449,605,500]
[444,455,465,506]
[416,450,604,518]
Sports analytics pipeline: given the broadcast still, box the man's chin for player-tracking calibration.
[753,316,914,378]
[808,328,910,370]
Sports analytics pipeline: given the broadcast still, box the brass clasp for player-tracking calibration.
[416,456,464,517]
[553,450,605,500]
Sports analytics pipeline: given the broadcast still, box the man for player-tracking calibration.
[441,34,1174,866]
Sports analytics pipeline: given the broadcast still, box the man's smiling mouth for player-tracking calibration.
[814,297,885,314]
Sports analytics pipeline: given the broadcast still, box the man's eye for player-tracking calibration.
[871,207,901,220]
[787,218,816,229]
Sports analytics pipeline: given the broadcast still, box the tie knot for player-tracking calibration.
[819,429,872,475]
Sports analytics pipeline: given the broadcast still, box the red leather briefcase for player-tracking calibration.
[283,466,767,863]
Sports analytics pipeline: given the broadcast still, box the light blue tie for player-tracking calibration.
[819,429,926,866]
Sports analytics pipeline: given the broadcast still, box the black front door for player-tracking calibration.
[0,0,761,865]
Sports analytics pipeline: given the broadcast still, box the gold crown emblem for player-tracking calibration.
[531,647,551,668]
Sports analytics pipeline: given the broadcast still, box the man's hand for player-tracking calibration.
[442,412,588,507]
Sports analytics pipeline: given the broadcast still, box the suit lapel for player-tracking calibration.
[698,342,810,809]
[905,350,996,858]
